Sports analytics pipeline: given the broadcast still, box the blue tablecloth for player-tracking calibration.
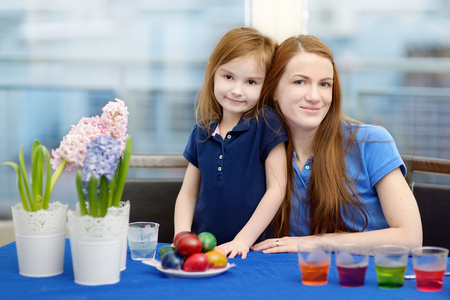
[1,240,449,299]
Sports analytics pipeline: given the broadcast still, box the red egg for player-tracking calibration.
[173,231,196,246]
[182,253,209,272]
[175,235,203,258]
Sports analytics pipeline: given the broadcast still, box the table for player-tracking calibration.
[1,240,449,300]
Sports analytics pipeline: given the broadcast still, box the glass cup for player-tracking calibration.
[128,222,160,261]
[374,245,409,289]
[412,246,449,292]
[297,242,333,286]
[335,243,370,287]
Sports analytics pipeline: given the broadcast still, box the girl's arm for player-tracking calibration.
[173,163,201,237]
[252,167,423,253]
[220,142,287,258]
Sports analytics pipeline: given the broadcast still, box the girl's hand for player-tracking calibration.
[219,240,250,259]
[251,237,302,254]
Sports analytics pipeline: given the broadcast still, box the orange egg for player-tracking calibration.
[212,246,227,256]
[205,250,228,269]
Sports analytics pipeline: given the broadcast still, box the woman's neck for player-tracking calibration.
[291,129,315,166]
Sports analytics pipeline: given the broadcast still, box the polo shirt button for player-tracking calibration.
[218,167,222,171]
[227,134,232,139]
[305,165,310,170]
[219,155,223,159]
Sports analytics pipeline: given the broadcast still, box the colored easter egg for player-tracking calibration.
[158,245,176,260]
[212,246,227,256]
[205,250,228,269]
[161,252,183,270]
[198,232,217,252]
[183,253,209,272]
[176,235,203,258]
[173,231,196,246]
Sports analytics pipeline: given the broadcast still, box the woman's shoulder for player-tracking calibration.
[343,121,393,141]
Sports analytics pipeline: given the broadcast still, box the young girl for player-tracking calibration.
[252,35,422,253]
[174,27,288,259]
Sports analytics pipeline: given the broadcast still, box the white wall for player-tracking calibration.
[248,0,307,43]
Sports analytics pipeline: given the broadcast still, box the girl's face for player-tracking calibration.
[213,55,266,120]
[275,52,333,134]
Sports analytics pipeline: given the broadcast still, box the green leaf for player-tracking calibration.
[111,136,132,207]
[107,178,115,208]
[99,176,109,217]
[41,146,52,210]
[1,162,30,211]
[4,140,57,212]
[75,170,88,216]
[19,146,32,209]
[87,175,99,217]
[50,159,67,195]
[31,143,44,211]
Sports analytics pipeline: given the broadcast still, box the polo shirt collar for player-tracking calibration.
[202,116,255,139]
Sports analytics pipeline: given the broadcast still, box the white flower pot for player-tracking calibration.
[70,236,122,286]
[108,201,130,271]
[11,202,67,277]
[67,205,127,286]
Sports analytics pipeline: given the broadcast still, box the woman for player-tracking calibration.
[252,35,422,253]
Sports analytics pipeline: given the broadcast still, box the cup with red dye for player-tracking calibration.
[297,242,333,286]
[335,243,370,287]
[412,246,448,292]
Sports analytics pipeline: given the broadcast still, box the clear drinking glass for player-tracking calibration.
[335,243,370,287]
[374,245,409,289]
[128,222,160,261]
[297,242,333,286]
[412,246,449,292]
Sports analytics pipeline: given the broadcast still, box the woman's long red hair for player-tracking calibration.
[259,35,369,237]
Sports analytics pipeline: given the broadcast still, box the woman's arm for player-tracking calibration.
[252,167,422,253]
[220,142,287,258]
[173,163,201,237]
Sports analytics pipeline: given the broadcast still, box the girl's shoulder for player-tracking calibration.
[257,106,284,124]
[190,121,217,139]
[259,106,279,117]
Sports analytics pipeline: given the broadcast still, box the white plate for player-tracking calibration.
[142,259,235,279]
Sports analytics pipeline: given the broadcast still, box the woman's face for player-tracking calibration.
[274,52,333,134]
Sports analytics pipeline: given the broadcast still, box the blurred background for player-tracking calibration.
[0,0,449,218]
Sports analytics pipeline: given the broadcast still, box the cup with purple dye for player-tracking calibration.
[335,243,370,287]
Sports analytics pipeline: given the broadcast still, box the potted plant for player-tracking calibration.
[68,135,132,286]
[55,98,132,286]
[2,98,131,281]
[2,141,68,277]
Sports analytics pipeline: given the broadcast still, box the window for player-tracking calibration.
[0,0,246,216]
[308,0,450,184]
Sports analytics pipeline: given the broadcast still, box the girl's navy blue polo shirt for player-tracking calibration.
[183,106,288,244]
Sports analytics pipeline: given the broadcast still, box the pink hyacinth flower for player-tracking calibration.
[51,116,103,171]
[100,98,129,153]
[51,98,129,171]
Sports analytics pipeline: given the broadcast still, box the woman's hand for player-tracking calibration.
[219,240,250,259]
[251,237,303,253]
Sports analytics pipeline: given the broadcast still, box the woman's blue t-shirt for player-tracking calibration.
[183,107,288,244]
[289,122,406,236]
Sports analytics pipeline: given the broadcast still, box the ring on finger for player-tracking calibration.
[275,239,280,247]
